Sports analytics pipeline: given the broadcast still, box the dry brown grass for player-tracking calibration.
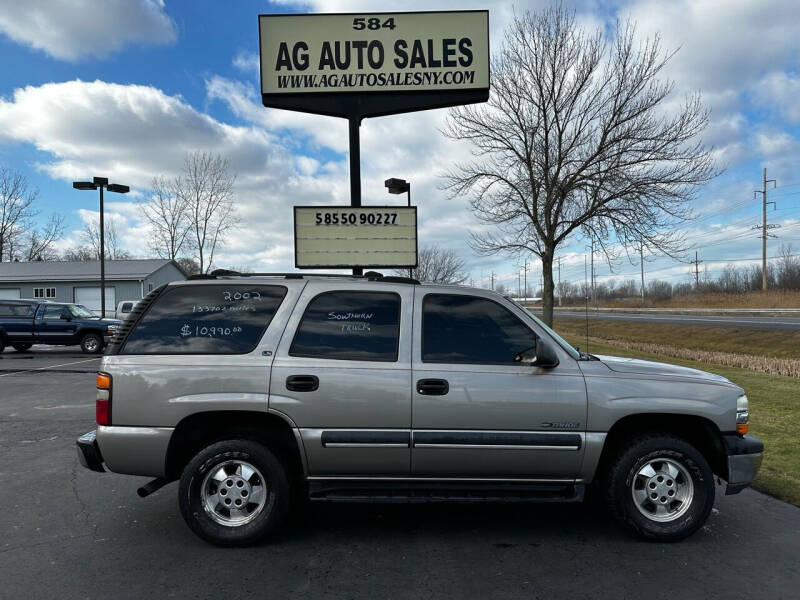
[561,289,800,309]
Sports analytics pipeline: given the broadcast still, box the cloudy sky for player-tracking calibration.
[0,0,798,291]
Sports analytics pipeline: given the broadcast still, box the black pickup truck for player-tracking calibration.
[0,299,120,354]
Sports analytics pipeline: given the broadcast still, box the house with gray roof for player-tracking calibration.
[0,259,187,314]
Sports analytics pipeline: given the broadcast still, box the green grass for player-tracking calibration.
[560,334,800,507]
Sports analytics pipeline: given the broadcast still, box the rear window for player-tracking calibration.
[121,285,286,355]
[0,303,35,317]
[289,291,401,361]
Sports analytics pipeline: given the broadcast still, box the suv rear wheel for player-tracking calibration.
[604,435,715,542]
[178,439,289,547]
[12,343,32,352]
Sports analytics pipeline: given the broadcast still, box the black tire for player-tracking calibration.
[12,343,32,352]
[179,439,290,547]
[604,434,715,542]
[0,337,5,353]
[80,333,103,354]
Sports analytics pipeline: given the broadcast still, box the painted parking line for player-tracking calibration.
[0,357,101,378]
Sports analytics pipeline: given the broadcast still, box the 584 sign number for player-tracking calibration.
[352,16,395,30]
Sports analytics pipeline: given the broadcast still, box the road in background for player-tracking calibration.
[1,352,799,598]
[550,310,800,330]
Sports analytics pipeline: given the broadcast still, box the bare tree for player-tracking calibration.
[81,214,131,259]
[175,256,201,276]
[442,6,717,325]
[0,168,37,261]
[175,152,239,274]
[395,245,468,284]
[143,176,193,260]
[61,245,97,261]
[19,214,64,261]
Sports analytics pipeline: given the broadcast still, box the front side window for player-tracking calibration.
[290,291,401,362]
[42,305,66,320]
[68,304,95,318]
[122,285,287,355]
[422,294,537,364]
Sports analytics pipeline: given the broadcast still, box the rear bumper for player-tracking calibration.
[76,430,105,473]
[722,434,763,495]
[96,425,173,477]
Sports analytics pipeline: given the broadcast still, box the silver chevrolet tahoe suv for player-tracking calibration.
[76,272,763,546]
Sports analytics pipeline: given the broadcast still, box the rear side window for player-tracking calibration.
[422,294,537,364]
[0,303,35,317]
[121,285,286,355]
[290,291,400,361]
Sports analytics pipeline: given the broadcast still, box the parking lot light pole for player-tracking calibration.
[384,178,411,278]
[72,178,130,318]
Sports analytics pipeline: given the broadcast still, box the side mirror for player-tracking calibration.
[515,339,559,368]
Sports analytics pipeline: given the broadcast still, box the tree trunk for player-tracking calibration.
[541,250,555,327]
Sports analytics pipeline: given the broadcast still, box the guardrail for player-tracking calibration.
[532,306,800,314]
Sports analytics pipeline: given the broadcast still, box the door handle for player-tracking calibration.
[286,374,319,392]
[416,378,449,396]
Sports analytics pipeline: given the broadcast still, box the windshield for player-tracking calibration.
[68,304,95,318]
[508,300,581,360]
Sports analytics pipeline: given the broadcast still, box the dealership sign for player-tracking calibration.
[294,206,417,268]
[258,11,489,118]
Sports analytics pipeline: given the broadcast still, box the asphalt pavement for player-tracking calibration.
[552,310,800,330]
[1,349,799,599]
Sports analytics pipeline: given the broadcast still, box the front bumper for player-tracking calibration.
[722,434,763,495]
[77,430,105,473]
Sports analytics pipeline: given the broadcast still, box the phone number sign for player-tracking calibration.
[294,206,417,268]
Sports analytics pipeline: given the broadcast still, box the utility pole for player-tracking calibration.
[691,251,703,288]
[523,261,529,300]
[754,167,777,290]
[557,257,562,307]
[490,271,495,290]
[590,238,596,309]
[517,270,521,298]
[640,244,645,301]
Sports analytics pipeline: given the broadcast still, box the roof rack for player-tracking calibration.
[188,269,419,285]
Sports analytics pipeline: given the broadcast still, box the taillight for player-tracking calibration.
[96,372,112,426]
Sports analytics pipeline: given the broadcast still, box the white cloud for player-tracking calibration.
[753,72,800,124]
[232,51,260,75]
[0,79,342,268]
[0,0,176,61]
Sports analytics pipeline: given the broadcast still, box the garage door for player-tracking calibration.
[74,287,116,317]
[0,288,21,299]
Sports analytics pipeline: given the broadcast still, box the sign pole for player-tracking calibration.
[349,116,362,276]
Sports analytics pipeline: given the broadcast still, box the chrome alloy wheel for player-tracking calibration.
[631,458,694,522]
[201,460,268,527]
[83,337,99,352]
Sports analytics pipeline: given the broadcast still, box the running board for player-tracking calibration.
[309,480,585,504]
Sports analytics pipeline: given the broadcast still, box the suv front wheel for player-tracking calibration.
[604,435,715,542]
[178,439,289,547]
[80,333,103,354]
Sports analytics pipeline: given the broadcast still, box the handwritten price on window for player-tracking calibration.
[179,324,243,338]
